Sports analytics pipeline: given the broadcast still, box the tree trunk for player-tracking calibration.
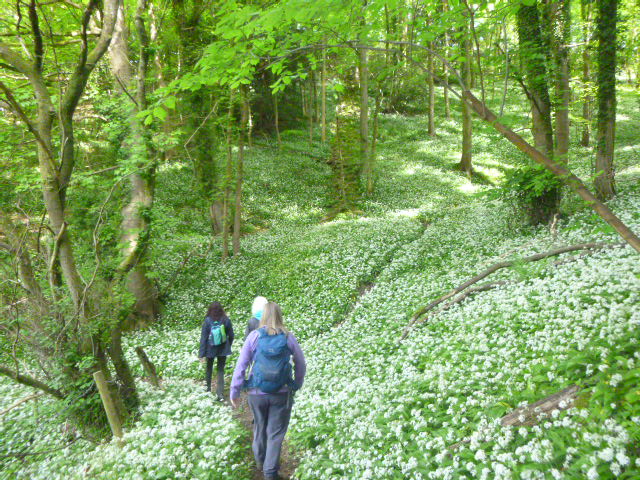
[427,41,436,136]
[222,97,234,261]
[109,0,160,326]
[517,3,554,157]
[517,1,559,223]
[499,22,509,118]
[233,88,248,256]
[459,28,473,175]
[594,0,617,200]
[442,0,451,119]
[274,91,281,149]
[543,0,571,165]
[580,0,592,147]
[369,94,381,194]
[308,72,314,145]
[359,39,371,191]
[108,327,140,411]
[322,38,328,143]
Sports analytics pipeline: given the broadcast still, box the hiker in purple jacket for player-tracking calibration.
[230,302,306,480]
[199,302,234,401]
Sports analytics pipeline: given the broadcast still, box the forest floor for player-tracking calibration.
[1,86,640,480]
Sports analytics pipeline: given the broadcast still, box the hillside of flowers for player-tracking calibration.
[1,89,639,480]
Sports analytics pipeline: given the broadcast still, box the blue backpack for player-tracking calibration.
[248,328,294,393]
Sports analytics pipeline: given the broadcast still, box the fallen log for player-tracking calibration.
[500,385,579,427]
[135,346,161,387]
[400,241,625,341]
[450,384,580,452]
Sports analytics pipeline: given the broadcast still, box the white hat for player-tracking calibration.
[251,296,268,316]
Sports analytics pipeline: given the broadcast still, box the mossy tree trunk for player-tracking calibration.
[517,1,560,224]
[543,0,571,165]
[580,0,593,147]
[594,0,617,200]
[109,0,160,328]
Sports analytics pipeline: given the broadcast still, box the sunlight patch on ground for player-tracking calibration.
[393,208,422,218]
[457,182,481,194]
[619,144,640,152]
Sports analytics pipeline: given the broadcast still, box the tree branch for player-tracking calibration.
[0,364,64,399]
[400,242,626,341]
[59,0,119,191]
[0,80,54,161]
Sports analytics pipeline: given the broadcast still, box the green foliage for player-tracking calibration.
[496,163,564,225]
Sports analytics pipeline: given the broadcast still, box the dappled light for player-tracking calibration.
[1,0,639,479]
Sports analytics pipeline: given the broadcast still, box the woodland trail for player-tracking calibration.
[231,393,299,480]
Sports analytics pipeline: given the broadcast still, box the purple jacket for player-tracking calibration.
[230,329,306,400]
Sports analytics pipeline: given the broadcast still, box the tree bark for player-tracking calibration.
[109,0,160,326]
[108,327,140,411]
[135,347,161,387]
[501,385,579,426]
[517,1,559,223]
[321,38,328,142]
[233,87,248,256]
[427,41,436,136]
[594,0,617,200]
[580,0,593,147]
[517,3,554,157]
[274,91,281,149]
[222,97,234,261]
[459,27,473,175]
[543,0,571,164]
[442,0,451,119]
[359,35,371,192]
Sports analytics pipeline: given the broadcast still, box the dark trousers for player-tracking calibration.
[205,356,226,398]
[248,392,293,478]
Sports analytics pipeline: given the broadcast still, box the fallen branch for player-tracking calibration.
[501,385,579,427]
[449,384,580,452]
[400,242,625,341]
[0,365,65,399]
[135,347,160,387]
[0,393,44,418]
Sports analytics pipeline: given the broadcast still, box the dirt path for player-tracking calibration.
[231,393,299,480]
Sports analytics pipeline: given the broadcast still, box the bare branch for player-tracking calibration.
[0,80,55,161]
[0,364,64,399]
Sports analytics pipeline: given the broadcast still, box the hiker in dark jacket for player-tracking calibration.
[231,302,306,480]
[245,295,268,339]
[199,302,234,401]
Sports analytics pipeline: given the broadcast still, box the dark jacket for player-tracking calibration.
[244,316,260,340]
[199,316,234,358]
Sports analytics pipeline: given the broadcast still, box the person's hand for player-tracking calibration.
[230,397,240,409]
[199,357,205,364]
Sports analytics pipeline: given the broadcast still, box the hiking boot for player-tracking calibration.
[263,475,280,480]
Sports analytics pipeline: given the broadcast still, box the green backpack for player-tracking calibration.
[209,319,227,346]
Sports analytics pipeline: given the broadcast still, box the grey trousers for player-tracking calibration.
[248,392,293,478]
[205,356,226,398]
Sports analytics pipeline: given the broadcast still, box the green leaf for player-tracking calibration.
[153,106,167,121]
[164,96,177,109]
